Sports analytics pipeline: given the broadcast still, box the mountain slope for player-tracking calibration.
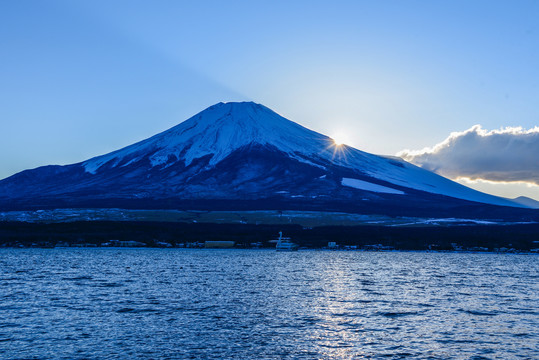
[0,102,532,217]
[512,196,539,209]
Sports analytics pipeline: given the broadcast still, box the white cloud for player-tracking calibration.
[398,125,539,185]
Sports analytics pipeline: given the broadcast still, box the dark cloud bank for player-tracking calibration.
[398,125,539,185]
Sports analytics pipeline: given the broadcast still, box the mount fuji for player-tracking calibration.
[0,102,536,219]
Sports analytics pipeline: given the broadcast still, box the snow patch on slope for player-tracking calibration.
[341,178,405,195]
[349,154,520,207]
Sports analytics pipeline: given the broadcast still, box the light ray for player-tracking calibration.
[323,137,351,163]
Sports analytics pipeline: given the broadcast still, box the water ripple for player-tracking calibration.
[0,249,537,359]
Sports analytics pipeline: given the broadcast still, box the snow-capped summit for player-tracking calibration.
[83,101,332,174]
[0,102,535,218]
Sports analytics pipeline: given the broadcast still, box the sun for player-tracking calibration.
[327,131,352,162]
[331,132,348,146]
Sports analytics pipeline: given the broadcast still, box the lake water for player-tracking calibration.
[0,249,537,359]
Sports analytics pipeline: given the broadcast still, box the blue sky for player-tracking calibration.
[1,0,538,200]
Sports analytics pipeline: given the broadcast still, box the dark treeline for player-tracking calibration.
[1,221,538,250]
[2,197,538,222]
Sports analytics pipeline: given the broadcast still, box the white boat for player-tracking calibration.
[274,231,298,251]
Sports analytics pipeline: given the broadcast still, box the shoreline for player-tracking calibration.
[1,220,538,252]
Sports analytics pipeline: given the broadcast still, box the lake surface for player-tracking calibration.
[0,249,537,359]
